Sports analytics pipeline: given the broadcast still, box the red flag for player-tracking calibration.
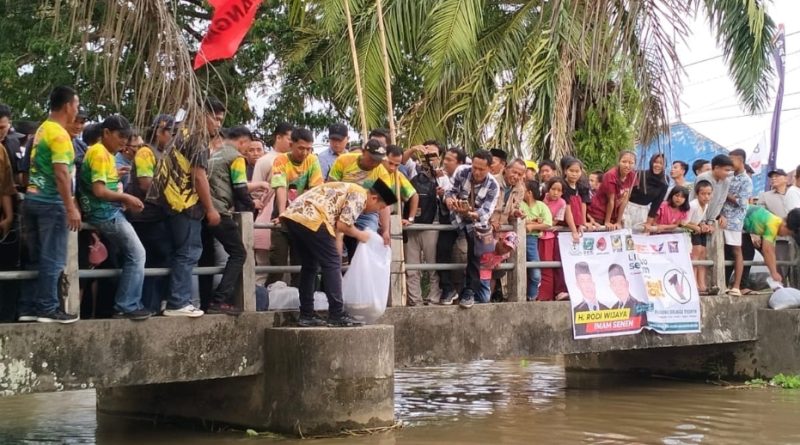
[193,0,264,70]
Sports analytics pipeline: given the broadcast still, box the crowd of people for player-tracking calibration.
[2,85,800,326]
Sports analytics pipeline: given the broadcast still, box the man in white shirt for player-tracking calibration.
[758,168,800,282]
[251,122,293,279]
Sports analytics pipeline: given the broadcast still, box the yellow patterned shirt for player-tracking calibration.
[79,143,122,222]
[27,120,74,203]
[280,182,367,236]
[327,153,415,201]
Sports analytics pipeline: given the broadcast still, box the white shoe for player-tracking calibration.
[17,315,38,322]
[163,304,204,318]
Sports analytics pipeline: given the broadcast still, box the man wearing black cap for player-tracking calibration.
[319,123,349,179]
[79,115,150,320]
[758,169,800,282]
[761,169,800,218]
[489,148,507,177]
[280,180,397,327]
[152,96,226,318]
[124,114,174,313]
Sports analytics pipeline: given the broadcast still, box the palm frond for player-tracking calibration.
[699,0,775,114]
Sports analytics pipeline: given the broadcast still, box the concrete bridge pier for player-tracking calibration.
[563,307,800,380]
[97,325,395,436]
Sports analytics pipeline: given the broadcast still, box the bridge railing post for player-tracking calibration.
[506,219,526,303]
[235,212,257,312]
[63,229,81,316]
[790,240,800,288]
[708,222,727,294]
[389,214,406,307]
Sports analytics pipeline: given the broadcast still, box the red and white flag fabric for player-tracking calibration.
[193,0,264,70]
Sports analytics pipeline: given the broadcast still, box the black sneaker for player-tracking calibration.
[297,313,328,327]
[112,309,152,321]
[328,312,365,327]
[439,290,458,305]
[36,310,79,324]
[459,290,475,309]
[206,303,243,316]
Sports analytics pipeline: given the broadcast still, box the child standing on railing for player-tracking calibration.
[684,181,714,295]
[538,177,570,301]
[520,180,551,301]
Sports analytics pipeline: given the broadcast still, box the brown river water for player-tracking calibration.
[1,358,799,444]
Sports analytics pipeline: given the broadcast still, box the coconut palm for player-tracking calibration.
[284,0,775,159]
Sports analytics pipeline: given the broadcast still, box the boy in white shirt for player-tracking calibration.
[684,180,715,295]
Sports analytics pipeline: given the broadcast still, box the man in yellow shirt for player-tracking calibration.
[20,86,82,323]
[280,180,396,327]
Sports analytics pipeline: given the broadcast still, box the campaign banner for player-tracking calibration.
[558,230,701,339]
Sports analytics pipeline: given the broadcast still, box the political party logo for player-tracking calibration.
[668,241,679,253]
[664,269,692,304]
[650,243,665,253]
[569,241,582,255]
[582,238,595,253]
[611,235,623,252]
[625,235,635,251]
[646,279,664,298]
[596,237,607,252]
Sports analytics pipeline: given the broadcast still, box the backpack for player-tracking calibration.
[405,171,438,224]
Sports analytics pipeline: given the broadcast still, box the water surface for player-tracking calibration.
[1,358,798,444]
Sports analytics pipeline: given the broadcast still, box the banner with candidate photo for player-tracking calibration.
[559,230,701,339]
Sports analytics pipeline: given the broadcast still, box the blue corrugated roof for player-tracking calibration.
[636,122,766,194]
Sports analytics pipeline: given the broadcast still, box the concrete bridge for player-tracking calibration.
[2,216,799,435]
[2,295,797,434]
[0,296,773,397]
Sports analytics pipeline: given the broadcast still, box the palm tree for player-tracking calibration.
[284,0,775,159]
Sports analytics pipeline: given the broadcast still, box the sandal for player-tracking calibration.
[555,292,570,301]
[698,289,710,296]
[741,288,755,296]
[726,288,742,297]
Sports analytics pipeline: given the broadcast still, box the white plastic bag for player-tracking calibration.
[267,281,329,311]
[342,231,392,323]
[769,287,800,310]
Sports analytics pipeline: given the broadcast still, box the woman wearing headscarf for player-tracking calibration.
[624,153,669,232]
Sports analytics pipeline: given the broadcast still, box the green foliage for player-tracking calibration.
[572,74,640,171]
[744,374,800,389]
[770,374,800,389]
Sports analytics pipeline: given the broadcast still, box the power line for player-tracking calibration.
[683,106,800,125]
[683,30,800,68]
[681,91,800,117]
[722,113,800,148]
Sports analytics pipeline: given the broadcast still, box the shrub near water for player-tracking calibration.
[745,374,800,389]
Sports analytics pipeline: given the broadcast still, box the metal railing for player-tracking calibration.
[1,214,797,312]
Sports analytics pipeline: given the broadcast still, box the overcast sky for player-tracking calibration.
[676,0,800,171]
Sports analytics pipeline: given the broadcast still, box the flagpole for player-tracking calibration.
[343,0,369,143]
[767,23,786,190]
[375,0,396,145]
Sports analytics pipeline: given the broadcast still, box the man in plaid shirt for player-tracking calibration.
[444,149,499,309]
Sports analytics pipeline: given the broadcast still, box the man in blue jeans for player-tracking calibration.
[78,115,150,320]
[443,150,500,309]
[19,86,82,323]
[151,97,225,317]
